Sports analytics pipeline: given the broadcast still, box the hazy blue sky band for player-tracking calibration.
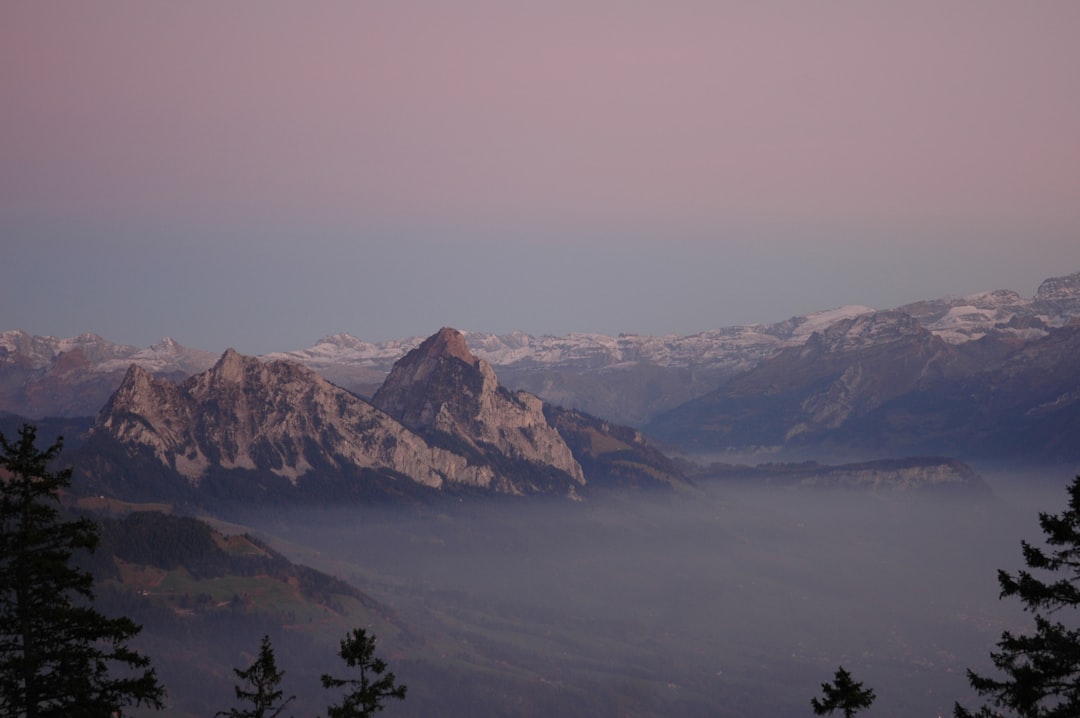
[3,3,1079,353]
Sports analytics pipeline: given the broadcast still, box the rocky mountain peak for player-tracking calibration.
[372,328,585,486]
[419,327,476,364]
[815,310,927,352]
[85,344,598,498]
[149,336,181,352]
[1036,271,1080,302]
[211,347,247,379]
[112,363,158,401]
[371,327,486,427]
[92,349,507,491]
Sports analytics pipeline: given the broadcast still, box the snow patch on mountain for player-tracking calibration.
[0,330,216,374]
[262,334,424,371]
[259,305,877,379]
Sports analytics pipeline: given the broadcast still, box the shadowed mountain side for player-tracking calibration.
[647,315,1080,464]
[77,507,413,718]
[647,312,973,449]
[543,405,687,490]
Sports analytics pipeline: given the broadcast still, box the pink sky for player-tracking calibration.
[3,2,1080,352]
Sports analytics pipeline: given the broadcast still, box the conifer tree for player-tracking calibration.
[811,665,876,718]
[955,476,1080,718]
[217,635,295,718]
[321,628,406,717]
[0,424,165,717]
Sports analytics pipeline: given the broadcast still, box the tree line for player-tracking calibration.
[4,422,1080,716]
[0,424,403,717]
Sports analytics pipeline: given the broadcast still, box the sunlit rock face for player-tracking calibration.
[89,329,595,500]
[372,327,585,490]
[95,350,495,490]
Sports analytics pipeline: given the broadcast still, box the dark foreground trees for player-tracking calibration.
[322,628,407,718]
[0,424,165,716]
[219,629,407,718]
[955,476,1080,718]
[811,665,876,717]
[217,635,295,718]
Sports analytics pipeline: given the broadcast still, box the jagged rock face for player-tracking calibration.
[372,328,585,486]
[811,311,927,352]
[1035,271,1080,303]
[95,350,503,491]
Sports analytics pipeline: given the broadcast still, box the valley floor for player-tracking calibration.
[218,471,1056,717]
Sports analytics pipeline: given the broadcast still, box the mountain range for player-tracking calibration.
[4,270,1080,472]
[647,301,1080,464]
[68,327,683,505]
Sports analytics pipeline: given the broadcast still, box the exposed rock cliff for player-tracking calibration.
[94,349,505,494]
[86,330,610,502]
[371,327,585,489]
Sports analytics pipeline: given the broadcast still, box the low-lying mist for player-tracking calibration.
[233,472,1062,717]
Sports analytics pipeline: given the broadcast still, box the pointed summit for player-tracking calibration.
[111,363,158,403]
[372,328,584,490]
[417,327,475,365]
[213,347,244,366]
[383,327,476,389]
[370,327,486,426]
[207,348,253,385]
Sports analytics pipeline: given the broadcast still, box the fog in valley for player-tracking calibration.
[209,470,1069,718]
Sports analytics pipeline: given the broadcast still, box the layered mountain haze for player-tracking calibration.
[0,305,903,424]
[0,331,217,418]
[647,311,1080,462]
[645,311,968,450]
[4,270,1080,468]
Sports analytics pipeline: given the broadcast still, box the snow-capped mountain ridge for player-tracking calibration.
[264,304,878,374]
[3,270,1079,422]
[0,330,216,374]
[9,270,1078,381]
[897,272,1080,344]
